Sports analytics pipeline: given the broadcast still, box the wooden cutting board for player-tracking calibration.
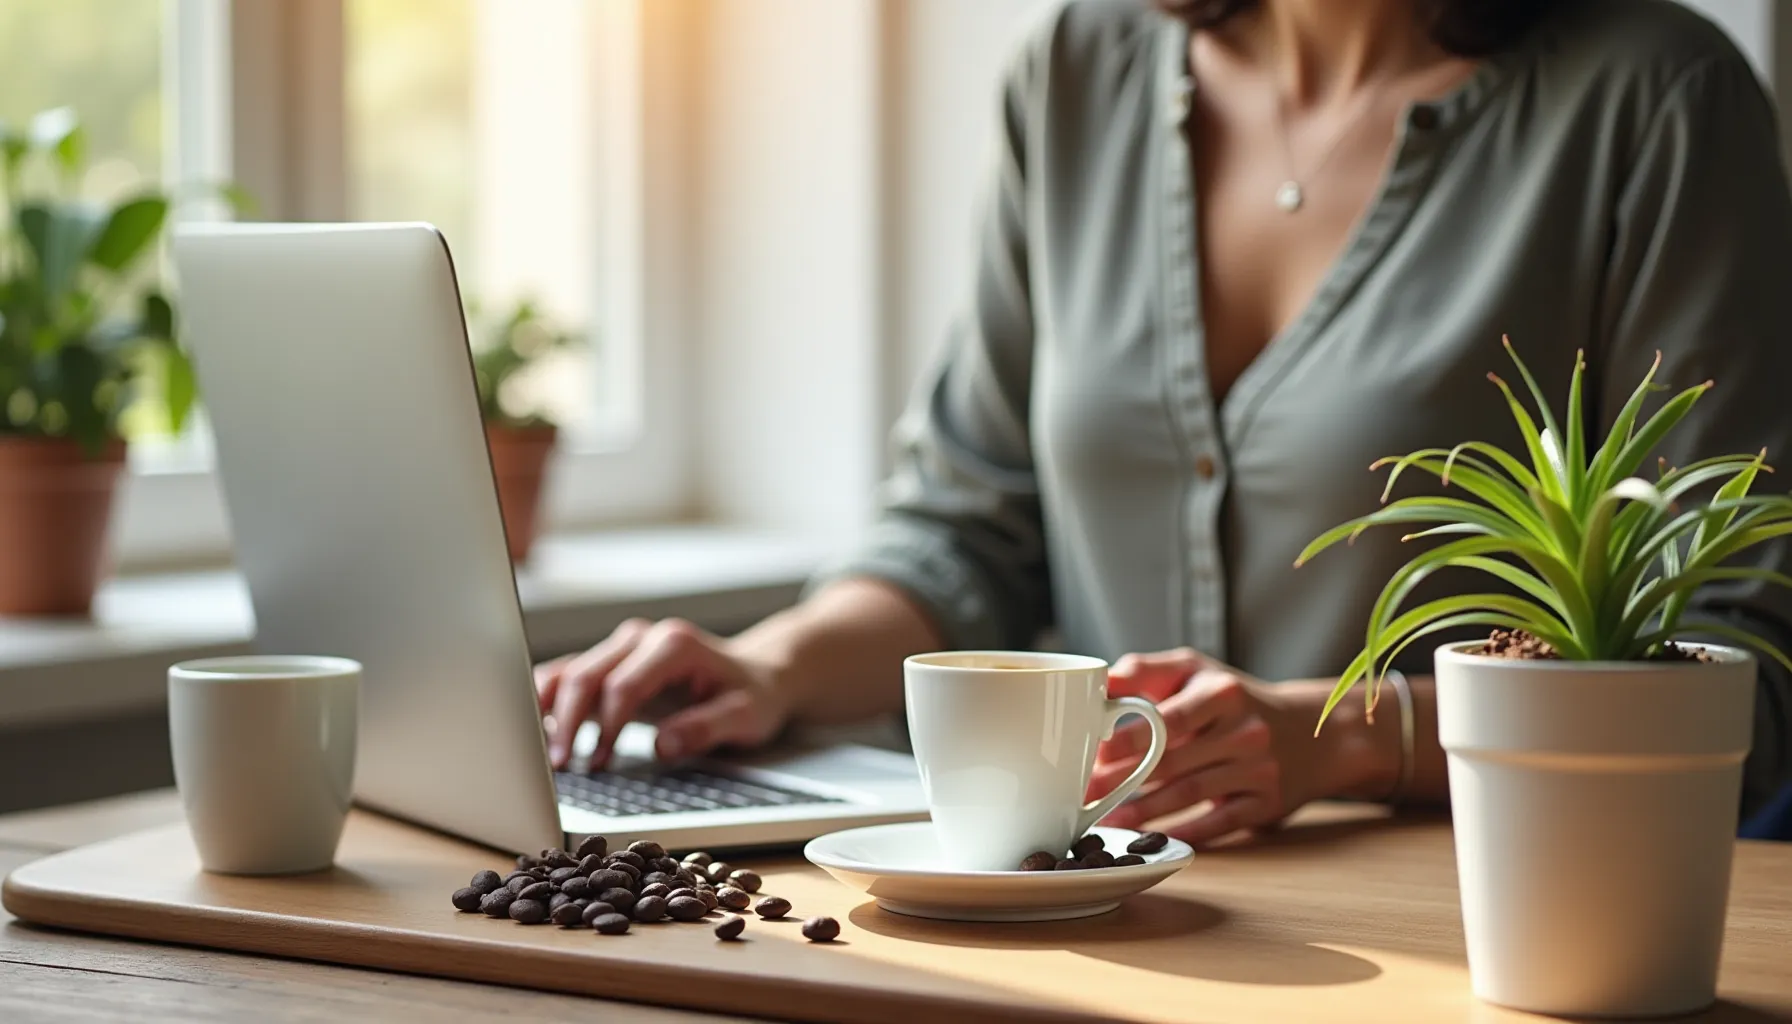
[5,809,1790,1023]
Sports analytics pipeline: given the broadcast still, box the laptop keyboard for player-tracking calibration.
[554,765,845,818]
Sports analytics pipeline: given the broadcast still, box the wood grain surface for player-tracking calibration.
[6,805,1791,1024]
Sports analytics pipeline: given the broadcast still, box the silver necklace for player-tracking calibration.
[1272,86,1385,213]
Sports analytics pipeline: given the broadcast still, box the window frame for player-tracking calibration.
[114,0,686,569]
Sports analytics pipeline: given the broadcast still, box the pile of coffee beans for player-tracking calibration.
[1017,831,1167,871]
[450,835,840,945]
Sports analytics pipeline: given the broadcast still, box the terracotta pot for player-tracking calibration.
[1436,641,1754,1017]
[0,436,127,616]
[485,424,557,562]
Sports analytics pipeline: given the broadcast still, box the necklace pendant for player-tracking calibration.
[1275,180,1304,213]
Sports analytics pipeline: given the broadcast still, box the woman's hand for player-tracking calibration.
[534,618,793,769]
[1088,648,1393,847]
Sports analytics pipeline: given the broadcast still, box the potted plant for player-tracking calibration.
[467,297,580,562]
[0,108,202,616]
[1299,340,1790,1017]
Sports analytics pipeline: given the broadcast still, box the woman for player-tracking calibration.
[537,0,1792,845]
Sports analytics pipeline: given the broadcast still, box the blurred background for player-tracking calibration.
[0,0,1786,810]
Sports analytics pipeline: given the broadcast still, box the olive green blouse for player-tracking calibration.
[816,0,1792,814]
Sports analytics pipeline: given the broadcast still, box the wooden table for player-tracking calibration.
[3,790,1790,1023]
[0,790,747,1022]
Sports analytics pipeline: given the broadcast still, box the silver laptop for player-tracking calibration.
[171,222,927,855]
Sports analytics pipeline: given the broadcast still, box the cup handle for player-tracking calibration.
[1076,696,1168,838]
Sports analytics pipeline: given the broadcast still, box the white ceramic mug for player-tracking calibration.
[168,655,360,875]
[904,651,1169,871]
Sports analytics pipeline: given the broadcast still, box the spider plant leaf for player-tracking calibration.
[1531,486,1582,559]
[1362,537,1564,661]
[1585,351,1662,497]
[1605,380,1714,484]
[1580,477,1667,606]
[1447,440,1543,493]
[1374,454,1554,547]
[1658,452,1769,634]
[1488,371,1567,504]
[1565,350,1588,510]
[1295,497,1534,567]
[1503,337,1564,460]
[1450,555,1567,614]
[1621,566,1792,642]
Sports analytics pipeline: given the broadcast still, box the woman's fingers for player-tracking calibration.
[533,654,574,712]
[651,688,778,761]
[1106,648,1203,700]
[1164,792,1277,848]
[545,618,650,767]
[1100,666,1249,763]
[1089,709,1265,797]
[595,619,723,764]
[1101,756,1277,830]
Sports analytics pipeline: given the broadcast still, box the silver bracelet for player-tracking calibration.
[1384,669,1416,806]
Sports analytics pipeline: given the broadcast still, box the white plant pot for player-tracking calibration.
[1435,642,1754,1018]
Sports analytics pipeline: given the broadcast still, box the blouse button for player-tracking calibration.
[1409,105,1439,131]
[1195,454,1217,480]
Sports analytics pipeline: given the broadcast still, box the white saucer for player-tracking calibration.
[803,822,1193,922]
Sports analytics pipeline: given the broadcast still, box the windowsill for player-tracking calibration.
[0,525,825,732]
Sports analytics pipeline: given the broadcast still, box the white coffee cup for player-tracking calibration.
[904,651,1169,871]
[168,655,360,875]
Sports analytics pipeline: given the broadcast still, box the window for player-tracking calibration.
[6,0,680,568]
[345,0,607,440]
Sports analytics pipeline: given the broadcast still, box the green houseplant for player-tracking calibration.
[0,108,203,615]
[1299,340,1788,1017]
[467,296,580,562]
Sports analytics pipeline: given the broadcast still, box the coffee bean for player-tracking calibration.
[588,868,631,892]
[608,861,642,885]
[1114,853,1146,867]
[666,887,696,903]
[543,849,577,870]
[609,850,646,870]
[727,869,763,894]
[667,896,707,922]
[599,888,637,914]
[528,866,552,880]
[593,912,632,935]
[581,901,616,926]
[480,889,518,917]
[1126,831,1168,855]
[674,867,700,887]
[801,916,840,942]
[551,901,587,927]
[633,895,668,922]
[549,866,581,884]
[503,875,529,895]
[644,873,678,890]
[549,893,573,912]
[470,869,504,894]
[639,882,672,900]
[705,862,734,884]
[714,914,746,940]
[696,889,719,911]
[519,882,554,902]
[753,896,792,920]
[628,840,667,860]
[509,899,549,924]
[1069,834,1105,859]
[713,886,750,911]
[650,856,682,874]
[451,886,484,912]
[1053,858,1087,871]
[575,834,608,860]
[516,853,541,870]
[1082,850,1116,869]
[576,854,605,875]
[1019,852,1057,872]
[560,876,592,900]
[682,851,713,867]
